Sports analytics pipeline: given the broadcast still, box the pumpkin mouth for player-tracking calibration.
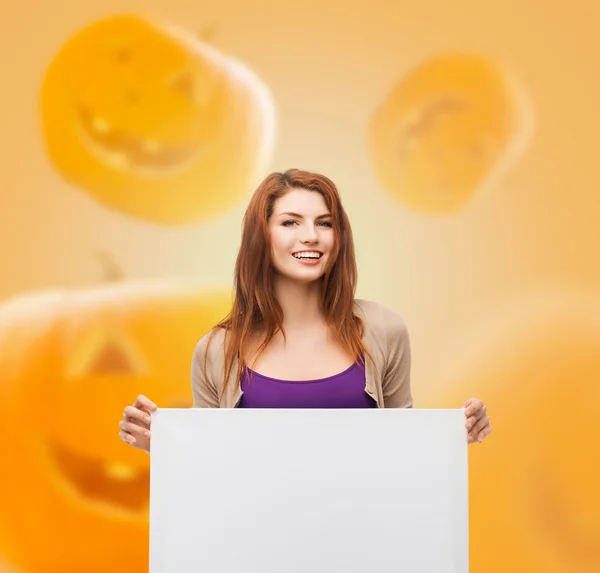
[76,105,205,174]
[50,441,149,513]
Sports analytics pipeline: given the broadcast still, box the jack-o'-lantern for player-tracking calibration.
[369,53,533,213]
[427,291,600,572]
[40,14,276,225]
[0,281,231,573]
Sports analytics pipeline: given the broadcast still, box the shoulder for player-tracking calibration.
[193,326,227,365]
[353,298,409,342]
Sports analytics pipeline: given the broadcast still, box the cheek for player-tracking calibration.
[322,231,335,251]
[269,229,291,259]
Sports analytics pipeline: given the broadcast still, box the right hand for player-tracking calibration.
[118,394,158,454]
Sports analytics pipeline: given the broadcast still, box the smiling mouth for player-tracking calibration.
[292,251,323,261]
[49,441,149,513]
[77,106,206,174]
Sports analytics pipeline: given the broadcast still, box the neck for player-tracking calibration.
[273,275,325,330]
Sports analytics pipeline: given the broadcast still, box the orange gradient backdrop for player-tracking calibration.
[1,1,598,572]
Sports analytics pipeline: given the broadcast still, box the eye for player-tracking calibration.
[110,45,132,64]
[66,327,148,380]
[317,221,333,228]
[169,72,195,99]
[282,220,298,227]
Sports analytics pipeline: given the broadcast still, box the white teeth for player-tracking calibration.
[104,463,139,481]
[293,252,321,259]
[91,116,111,134]
[109,152,130,169]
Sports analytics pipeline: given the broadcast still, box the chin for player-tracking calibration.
[291,274,324,284]
[277,268,325,284]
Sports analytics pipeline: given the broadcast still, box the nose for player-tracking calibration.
[300,226,319,244]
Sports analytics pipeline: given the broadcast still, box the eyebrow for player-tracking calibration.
[278,212,331,219]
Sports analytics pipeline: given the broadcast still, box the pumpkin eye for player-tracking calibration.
[169,72,195,99]
[88,340,136,375]
[67,328,148,379]
[111,45,132,64]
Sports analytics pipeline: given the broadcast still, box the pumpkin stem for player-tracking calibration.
[95,250,125,282]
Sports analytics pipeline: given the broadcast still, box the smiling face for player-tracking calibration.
[268,189,335,284]
[46,323,161,514]
[0,284,232,573]
[370,53,533,213]
[40,15,276,225]
[65,18,215,175]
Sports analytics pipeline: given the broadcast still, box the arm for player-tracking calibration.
[381,311,414,408]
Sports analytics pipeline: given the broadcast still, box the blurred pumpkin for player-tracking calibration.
[425,290,600,573]
[40,14,276,225]
[0,281,231,573]
[369,53,533,214]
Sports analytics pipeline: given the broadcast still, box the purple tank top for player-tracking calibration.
[238,360,376,408]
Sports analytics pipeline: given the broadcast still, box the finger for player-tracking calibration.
[119,430,136,446]
[474,404,487,421]
[477,425,493,443]
[464,398,483,418]
[119,419,151,438]
[124,405,152,426]
[469,415,490,441]
[472,414,490,435]
[124,415,149,432]
[465,415,478,430]
[134,395,158,412]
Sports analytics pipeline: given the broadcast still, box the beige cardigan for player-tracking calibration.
[190,299,413,409]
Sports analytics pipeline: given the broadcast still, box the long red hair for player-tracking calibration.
[209,168,372,390]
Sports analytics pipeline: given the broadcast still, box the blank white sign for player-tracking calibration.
[149,409,469,573]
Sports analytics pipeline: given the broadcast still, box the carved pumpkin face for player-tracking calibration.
[370,54,533,213]
[432,292,600,572]
[40,14,276,225]
[0,283,231,573]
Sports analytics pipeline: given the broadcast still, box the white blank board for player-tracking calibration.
[149,409,469,573]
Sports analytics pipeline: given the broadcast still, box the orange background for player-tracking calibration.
[1,1,598,572]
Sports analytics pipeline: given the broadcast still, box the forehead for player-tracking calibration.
[273,189,329,214]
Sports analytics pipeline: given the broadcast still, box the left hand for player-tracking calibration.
[463,398,492,444]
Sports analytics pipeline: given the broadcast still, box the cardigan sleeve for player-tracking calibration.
[190,333,220,408]
[381,309,414,408]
